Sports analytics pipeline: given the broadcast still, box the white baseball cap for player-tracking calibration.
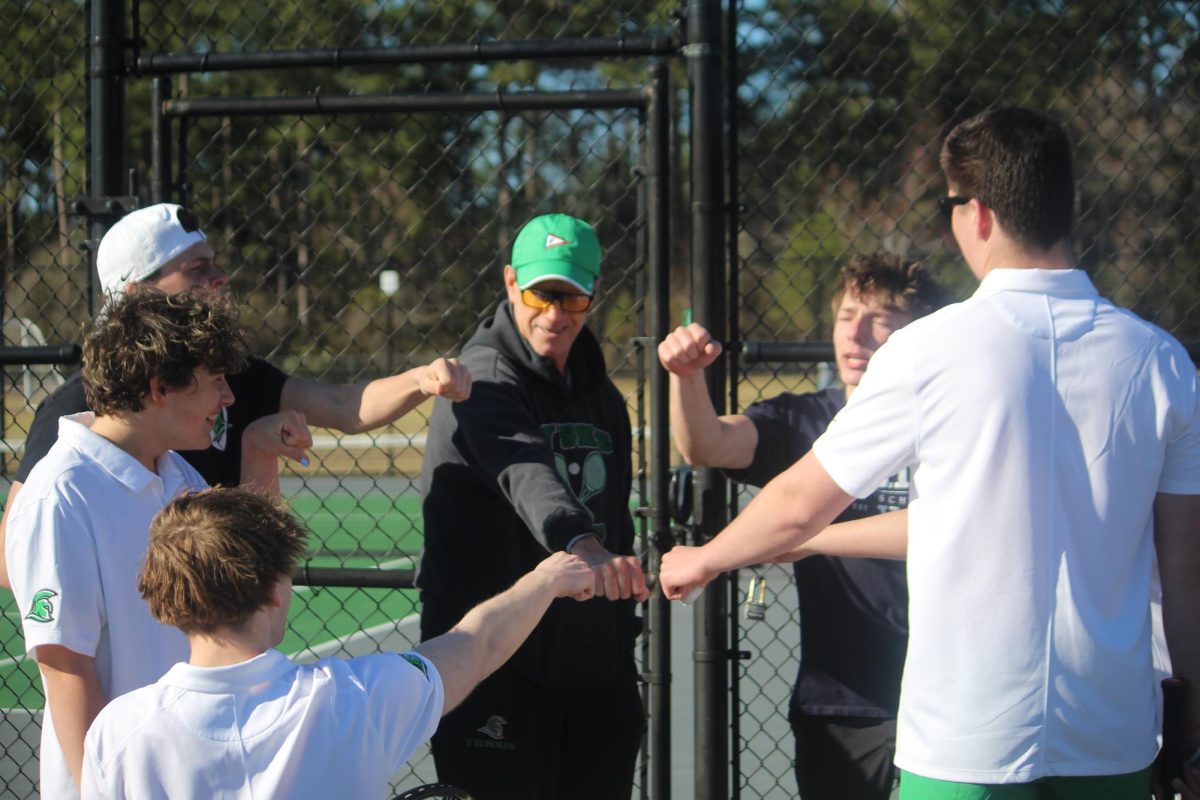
[96,203,208,295]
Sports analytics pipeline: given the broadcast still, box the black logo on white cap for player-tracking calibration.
[176,206,201,233]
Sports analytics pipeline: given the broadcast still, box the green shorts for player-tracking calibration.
[898,767,1151,800]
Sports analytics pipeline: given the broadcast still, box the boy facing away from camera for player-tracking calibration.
[81,487,595,799]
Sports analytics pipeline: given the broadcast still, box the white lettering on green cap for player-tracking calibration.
[511,214,601,294]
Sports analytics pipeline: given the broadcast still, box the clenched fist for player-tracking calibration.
[658,323,723,377]
[419,357,472,402]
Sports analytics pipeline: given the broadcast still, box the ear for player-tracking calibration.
[503,265,521,304]
[266,579,286,609]
[146,375,170,408]
[590,276,602,295]
[972,198,993,241]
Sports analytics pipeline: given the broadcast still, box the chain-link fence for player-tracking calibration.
[3,0,1199,797]
[0,0,675,795]
[731,2,1199,798]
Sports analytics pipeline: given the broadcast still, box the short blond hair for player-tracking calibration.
[139,488,307,634]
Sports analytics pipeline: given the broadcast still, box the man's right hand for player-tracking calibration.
[570,536,651,602]
[658,323,723,376]
[533,552,596,601]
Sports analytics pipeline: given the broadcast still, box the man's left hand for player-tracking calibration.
[570,536,650,602]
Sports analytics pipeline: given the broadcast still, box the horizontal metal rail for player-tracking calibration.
[0,345,82,366]
[135,35,677,75]
[738,340,1200,364]
[163,88,648,118]
[293,565,415,589]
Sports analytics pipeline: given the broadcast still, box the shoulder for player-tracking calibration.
[459,341,518,382]
[1101,301,1187,355]
[43,370,87,403]
[30,372,88,419]
[229,356,289,389]
[15,444,99,514]
[86,682,173,760]
[309,652,442,696]
[745,388,841,424]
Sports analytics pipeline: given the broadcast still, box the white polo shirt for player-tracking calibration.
[6,414,203,800]
[81,649,444,799]
[813,268,1200,782]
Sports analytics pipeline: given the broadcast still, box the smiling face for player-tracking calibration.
[504,265,591,374]
[832,291,911,396]
[161,367,235,452]
[142,241,228,294]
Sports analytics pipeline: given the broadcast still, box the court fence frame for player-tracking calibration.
[6,0,1200,798]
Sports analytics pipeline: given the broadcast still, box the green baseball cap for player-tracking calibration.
[511,214,601,294]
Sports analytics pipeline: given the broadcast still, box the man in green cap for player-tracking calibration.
[418,213,648,799]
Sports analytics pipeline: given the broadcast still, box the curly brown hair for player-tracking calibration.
[140,488,308,634]
[831,253,948,320]
[82,286,249,415]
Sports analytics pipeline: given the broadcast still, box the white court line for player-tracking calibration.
[0,650,28,670]
[290,613,420,662]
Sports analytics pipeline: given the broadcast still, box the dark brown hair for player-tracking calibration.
[139,488,308,634]
[831,253,947,320]
[82,286,249,415]
[940,107,1075,251]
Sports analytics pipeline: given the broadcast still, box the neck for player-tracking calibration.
[973,238,1075,279]
[87,413,164,473]
[187,628,272,668]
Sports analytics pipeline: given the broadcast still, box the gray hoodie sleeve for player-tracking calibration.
[446,354,598,553]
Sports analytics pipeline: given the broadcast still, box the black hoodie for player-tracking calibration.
[418,301,638,691]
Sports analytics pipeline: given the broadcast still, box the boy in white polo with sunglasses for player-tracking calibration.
[418,214,648,799]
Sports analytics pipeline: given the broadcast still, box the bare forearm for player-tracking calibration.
[282,371,427,434]
[240,451,280,497]
[670,372,754,468]
[703,453,853,572]
[415,570,558,710]
[348,369,432,432]
[40,654,105,789]
[773,508,908,562]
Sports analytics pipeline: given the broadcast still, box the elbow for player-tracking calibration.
[674,438,713,468]
[335,417,370,436]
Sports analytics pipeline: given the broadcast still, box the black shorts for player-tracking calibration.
[791,710,899,800]
[432,661,644,800]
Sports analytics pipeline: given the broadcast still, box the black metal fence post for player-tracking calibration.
[685,0,728,797]
[646,59,673,800]
[88,0,126,311]
[151,76,172,204]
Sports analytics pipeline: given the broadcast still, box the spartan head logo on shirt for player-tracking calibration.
[210,408,229,451]
[477,715,508,741]
[542,422,614,539]
[25,589,57,623]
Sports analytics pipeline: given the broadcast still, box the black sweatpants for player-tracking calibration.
[791,711,899,800]
[432,662,644,800]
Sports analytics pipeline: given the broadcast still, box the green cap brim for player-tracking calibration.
[515,260,597,294]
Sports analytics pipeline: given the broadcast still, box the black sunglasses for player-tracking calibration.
[937,195,971,222]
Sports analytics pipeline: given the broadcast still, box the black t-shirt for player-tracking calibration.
[15,356,289,487]
[724,387,909,719]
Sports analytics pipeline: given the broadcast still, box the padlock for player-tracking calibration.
[744,573,768,621]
